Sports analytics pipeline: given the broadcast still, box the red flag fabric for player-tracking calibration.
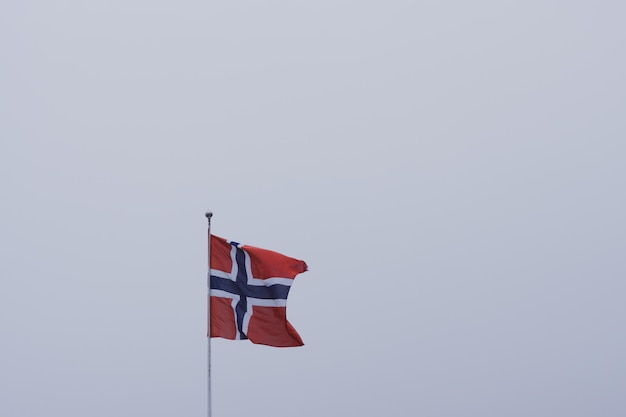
[209,234,307,347]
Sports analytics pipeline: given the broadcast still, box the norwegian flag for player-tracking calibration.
[208,234,307,347]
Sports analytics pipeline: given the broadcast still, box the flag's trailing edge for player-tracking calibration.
[209,234,307,347]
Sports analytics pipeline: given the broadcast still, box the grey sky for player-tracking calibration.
[1,1,625,416]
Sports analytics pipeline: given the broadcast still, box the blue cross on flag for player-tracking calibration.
[208,234,307,347]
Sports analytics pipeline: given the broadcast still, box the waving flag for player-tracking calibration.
[209,234,307,347]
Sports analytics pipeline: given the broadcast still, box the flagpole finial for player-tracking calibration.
[205,211,213,219]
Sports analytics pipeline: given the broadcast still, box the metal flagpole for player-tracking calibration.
[205,211,213,417]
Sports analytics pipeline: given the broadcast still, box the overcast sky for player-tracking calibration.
[1,1,625,416]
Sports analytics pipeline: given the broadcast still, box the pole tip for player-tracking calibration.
[205,211,213,219]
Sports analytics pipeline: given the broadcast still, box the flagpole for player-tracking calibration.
[206,211,213,417]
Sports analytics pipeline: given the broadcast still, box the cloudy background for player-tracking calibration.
[1,1,625,416]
